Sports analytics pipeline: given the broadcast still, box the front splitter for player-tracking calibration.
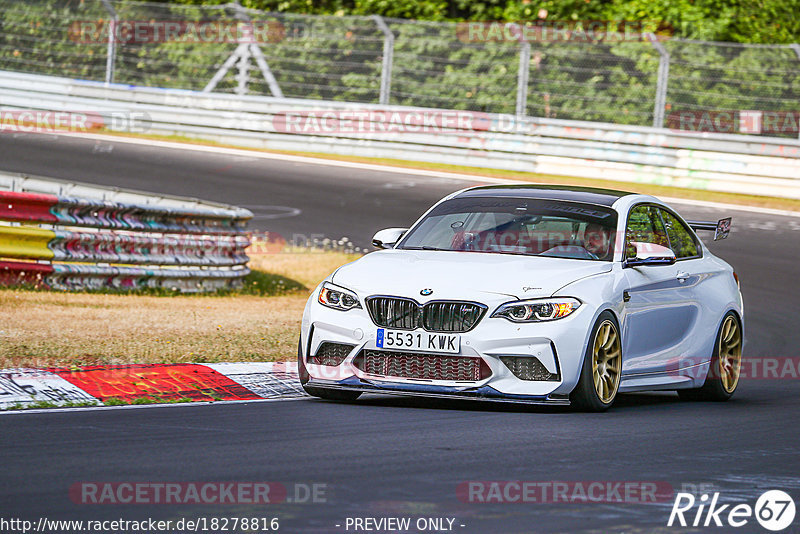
[305,377,571,406]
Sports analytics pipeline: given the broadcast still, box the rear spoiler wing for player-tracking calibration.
[687,217,731,241]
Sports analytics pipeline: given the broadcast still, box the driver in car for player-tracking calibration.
[583,223,612,260]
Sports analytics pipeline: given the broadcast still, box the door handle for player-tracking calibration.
[677,271,690,283]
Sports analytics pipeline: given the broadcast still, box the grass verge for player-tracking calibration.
[0,250,359,369]
[4,400,99,410]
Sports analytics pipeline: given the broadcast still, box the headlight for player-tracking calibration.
[318,282,362,311]
[492,298,581,323]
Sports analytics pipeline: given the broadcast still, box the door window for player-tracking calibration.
[660,209,702,259]
[625,205,669,259]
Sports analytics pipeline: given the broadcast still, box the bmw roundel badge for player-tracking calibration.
[420,288,433,296]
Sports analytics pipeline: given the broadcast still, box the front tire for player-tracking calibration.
[570,311,622,412]
[297,337,361,402]
[678,312,741,402]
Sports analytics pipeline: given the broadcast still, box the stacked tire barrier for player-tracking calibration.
[0,173,252,292]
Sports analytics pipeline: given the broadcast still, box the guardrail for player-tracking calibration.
[3,0,799,130]
[0,172,252,292]
[1,70,799,199]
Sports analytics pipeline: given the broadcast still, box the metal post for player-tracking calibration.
[204,2,284,96]
[236,44,251,95]
[372,15,394,105]
[647,33,670,129]
[203,44,244,93]
[232,1,283,97]
[516,42,531,118]
[249,44,284,98]
[99,0,117,85]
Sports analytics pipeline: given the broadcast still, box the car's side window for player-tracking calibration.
[660,209,702,259]
[625,205,669,259]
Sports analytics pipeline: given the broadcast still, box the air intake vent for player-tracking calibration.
[500,356,560,381]
[366,297,486,333]
[309,342,355,366]
[353,349,491,381]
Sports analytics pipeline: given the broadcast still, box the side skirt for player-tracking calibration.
[619,361,711,392]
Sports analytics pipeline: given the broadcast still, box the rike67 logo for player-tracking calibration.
[668,490,796,531]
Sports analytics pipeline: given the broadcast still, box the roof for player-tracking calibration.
[455,185,635,207]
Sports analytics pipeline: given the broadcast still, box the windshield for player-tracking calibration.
[398,197,618,261]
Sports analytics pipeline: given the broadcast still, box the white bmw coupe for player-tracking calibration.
[298,185,743,411]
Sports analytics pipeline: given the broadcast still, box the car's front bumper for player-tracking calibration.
[300,290,596,401]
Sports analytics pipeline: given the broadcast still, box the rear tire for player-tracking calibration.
[297,337,361,402]
[570,311,622,412]
[678,312,741,402]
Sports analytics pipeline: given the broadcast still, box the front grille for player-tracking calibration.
[366,297,419,330]
[366,297,486,333]
[309,342,355,366]
[500,356,560,381]
[353,349,490,381]
[422,301,485,332]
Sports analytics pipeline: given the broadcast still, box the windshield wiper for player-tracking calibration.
[400,246,450,251]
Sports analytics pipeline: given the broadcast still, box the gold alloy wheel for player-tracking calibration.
[592,320,622,403]
[718,316,742,393]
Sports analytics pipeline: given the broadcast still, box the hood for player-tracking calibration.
[331,249,612,303]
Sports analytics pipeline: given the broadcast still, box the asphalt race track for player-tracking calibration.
[2,132,799,533]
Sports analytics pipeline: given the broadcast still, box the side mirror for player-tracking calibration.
[372,228,408,249]
[624,241,676,267]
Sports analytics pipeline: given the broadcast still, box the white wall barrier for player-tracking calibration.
[1,70,798,199]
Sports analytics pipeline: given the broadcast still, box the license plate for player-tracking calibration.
[376,329,460,354]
